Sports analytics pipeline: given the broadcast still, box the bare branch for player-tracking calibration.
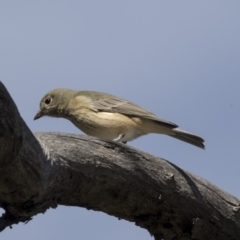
[0,81,240,240]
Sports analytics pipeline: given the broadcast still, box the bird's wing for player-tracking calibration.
[81,91,178,129]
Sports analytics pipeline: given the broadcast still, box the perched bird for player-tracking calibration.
[34,89,205,149]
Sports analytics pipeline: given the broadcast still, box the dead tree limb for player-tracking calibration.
[0,81,240,240]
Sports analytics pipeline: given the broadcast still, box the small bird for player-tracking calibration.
[34,89,205,149]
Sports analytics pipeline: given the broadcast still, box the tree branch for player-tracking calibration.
[0,81,240,240]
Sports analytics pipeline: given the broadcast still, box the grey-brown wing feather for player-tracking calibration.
[77,91,178,129]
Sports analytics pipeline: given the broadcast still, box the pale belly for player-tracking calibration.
[70,111,145,142]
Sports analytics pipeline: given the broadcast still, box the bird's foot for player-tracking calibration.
[113,133,125,142]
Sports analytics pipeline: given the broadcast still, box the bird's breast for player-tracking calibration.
[69,110,145,141]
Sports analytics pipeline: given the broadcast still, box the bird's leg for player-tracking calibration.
[113,133,125,142]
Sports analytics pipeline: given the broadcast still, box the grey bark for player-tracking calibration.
[0,81,240,240]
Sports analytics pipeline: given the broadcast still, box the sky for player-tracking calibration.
[0,1,240,239]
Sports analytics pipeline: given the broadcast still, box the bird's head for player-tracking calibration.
[34,88,75,120]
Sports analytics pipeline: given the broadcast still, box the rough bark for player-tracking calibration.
[0,81,240,240]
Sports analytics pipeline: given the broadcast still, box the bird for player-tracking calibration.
[34,88,205,149]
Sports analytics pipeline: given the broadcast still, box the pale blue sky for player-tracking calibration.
[1,1,240,239]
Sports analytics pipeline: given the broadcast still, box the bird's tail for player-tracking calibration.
[141,119,205,149]
[170,128,205,149]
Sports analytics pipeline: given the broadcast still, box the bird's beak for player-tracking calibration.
[34,111,44,120]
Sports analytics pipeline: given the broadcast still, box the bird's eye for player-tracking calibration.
[45,98,52,105]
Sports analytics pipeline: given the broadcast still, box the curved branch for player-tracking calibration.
[0,81,240,240]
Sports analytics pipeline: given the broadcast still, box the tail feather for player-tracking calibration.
[142,119,205,149]
[170,128,205,149]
